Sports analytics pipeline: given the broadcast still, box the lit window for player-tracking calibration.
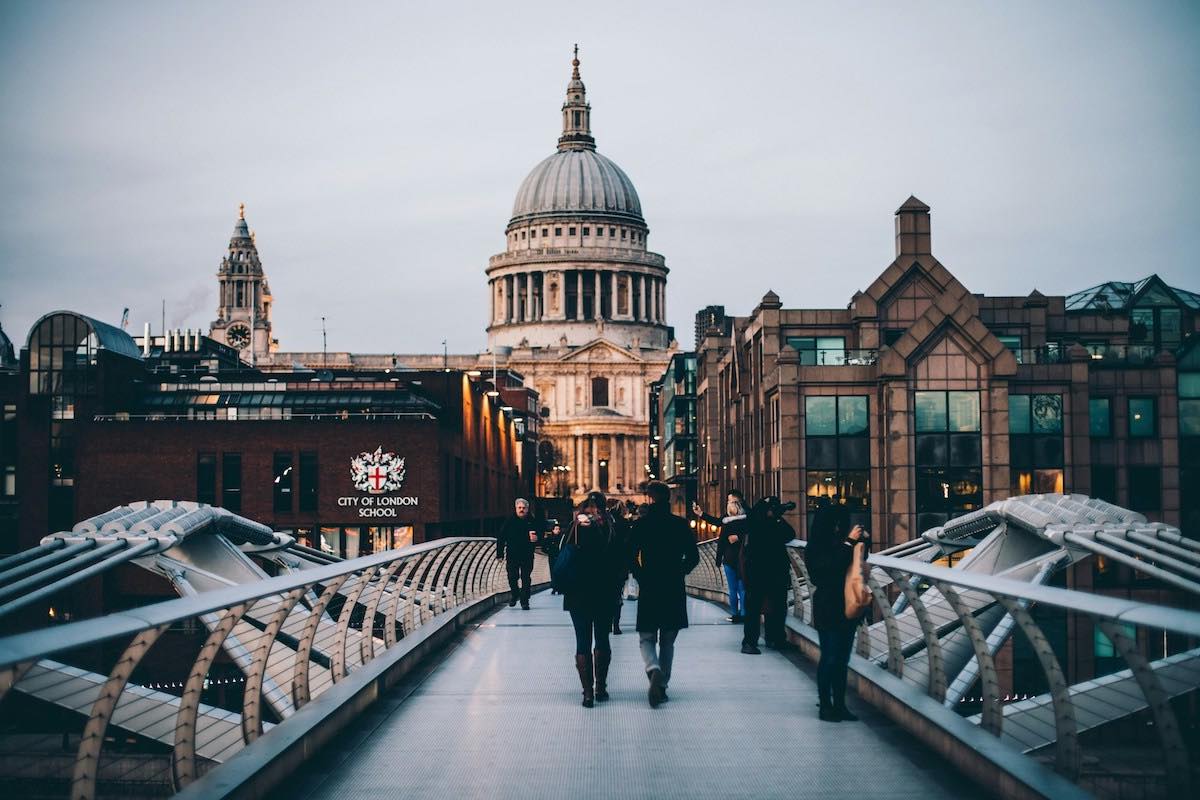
[1128,397,1155,437]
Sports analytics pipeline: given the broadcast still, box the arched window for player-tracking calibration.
[592,376,609,407]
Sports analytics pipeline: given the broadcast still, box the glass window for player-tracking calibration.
[299,451,319,513]
[1181,373,1200,398]
[1182,400,1200,438]
[197,453,217,505]
[1130,308,1154,343]
[221,453,241,513]
[1094,622,1136,658]
[591,376,609,407]
[838,396,868,435]
[2,465,15,497]
[273,452,293,513]
[1128,398,1155,437]
[319,526,339,556]
[1160,308,1182,349]
[1129,467,1160,512]
[554,227,562,236]
[998,335,1022,363]
[1089,398,1111,437]
[582,227,589,236]
[1009,395,1031,434]
[915,391,947,432]
[568,227,576,236]
[805,397,837,436]
[1031,394,1062,434]
[948,392,981,432]
[816,337,846,365]
[1091,465,1117,504]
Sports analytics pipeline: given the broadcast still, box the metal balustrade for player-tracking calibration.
[0,538,544,799]
[687,536,1200,797]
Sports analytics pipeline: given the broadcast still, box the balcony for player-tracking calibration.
[795,349,878,367]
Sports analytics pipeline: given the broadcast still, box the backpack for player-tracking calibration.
[843,541,871,619]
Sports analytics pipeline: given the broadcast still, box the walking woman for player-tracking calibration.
[804,498,867,721]
[562,491,623,707]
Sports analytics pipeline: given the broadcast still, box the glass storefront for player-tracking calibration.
[297,525,415,559]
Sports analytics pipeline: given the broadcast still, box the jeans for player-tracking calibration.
[817,623,857,708]
[570,610,612,656]
[506,558,533,604]
[742,584,786,647]
[639,629,679,685]
[722,565,745,616]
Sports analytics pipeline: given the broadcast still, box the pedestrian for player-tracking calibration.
[562,491,623,707]
[495,498,541,610]
[805,498,867,722]
[544,521,563,595]
[607,498,632,635]
[692,492,748,623]
[629,480,700,707]
[740,496,797,654]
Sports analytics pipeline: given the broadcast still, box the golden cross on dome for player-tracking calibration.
[238,202,245,220]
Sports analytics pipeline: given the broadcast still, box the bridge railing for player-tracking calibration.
[688,537,1200,798]
[0,537,531,800]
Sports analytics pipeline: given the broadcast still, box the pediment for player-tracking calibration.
[556,338,644,363]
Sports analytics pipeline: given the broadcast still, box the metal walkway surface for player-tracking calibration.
[271,592,975,800]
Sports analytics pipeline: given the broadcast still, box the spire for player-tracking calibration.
[558,45,595,151]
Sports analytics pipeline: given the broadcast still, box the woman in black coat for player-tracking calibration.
[804,498,867,721]
[562,491,623,707]
[739,496,796,654]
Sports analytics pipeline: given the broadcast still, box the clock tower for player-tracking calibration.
[209,204,275,361]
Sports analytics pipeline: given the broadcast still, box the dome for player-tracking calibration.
[509,148,643,227]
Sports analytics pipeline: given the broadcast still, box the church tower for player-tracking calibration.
[209,204,275,360]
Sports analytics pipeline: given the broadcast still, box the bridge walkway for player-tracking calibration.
[270,592,975,800]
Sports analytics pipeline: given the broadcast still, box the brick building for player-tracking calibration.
[695,197,1199,551]
[11,311,529,566]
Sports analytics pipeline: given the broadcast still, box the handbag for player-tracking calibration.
[551,529,584,594]
[843,541,871,620]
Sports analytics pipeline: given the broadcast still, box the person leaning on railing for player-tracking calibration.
[804,496,867,722]
[692,491,748,624]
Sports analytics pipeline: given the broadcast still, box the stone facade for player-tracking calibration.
[696,197,1200,550]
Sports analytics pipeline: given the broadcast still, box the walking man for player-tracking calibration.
[629,481,700,707]
[496,498,541,610]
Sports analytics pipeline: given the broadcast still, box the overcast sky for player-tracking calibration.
[2,1,1198,353]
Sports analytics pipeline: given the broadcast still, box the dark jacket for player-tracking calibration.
[630,504,700,632]
[496,512,541,563]
[740,514,795,590]
[804,504,859,630]
[562,512,624,616]
[708,514,748,573]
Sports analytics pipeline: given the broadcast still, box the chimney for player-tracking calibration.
[895,196,931,257]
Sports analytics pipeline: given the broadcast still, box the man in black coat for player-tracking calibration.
[740,496,797,654]
[629,481,700,707]
[495,498,541,609]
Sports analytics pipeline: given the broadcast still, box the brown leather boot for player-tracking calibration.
[575,654,594,708]
[593,648,612,702]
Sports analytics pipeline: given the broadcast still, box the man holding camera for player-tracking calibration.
[740,496,798,654]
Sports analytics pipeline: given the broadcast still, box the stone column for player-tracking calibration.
[626,274,634,320]
[639,275,647,321]
[659,280,666,323]
[594,272,602,320]
[649,278,657,322]
[576,271,584,319]
[574,436,583,492]
[626,435,637,490]
[590,435,599,492]
[611,272,619,319]
[612,434,623,491]
[524,272,533,321]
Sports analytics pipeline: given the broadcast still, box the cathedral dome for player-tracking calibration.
[510,149,642,226]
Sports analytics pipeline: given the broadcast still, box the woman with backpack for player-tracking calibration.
[804,497,868,722]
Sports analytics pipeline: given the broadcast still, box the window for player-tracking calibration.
[1180,373,1200,437]
[568,226,576,236]
[273,451,293,513]
[1129,466,1160,512]
[786,336,847,366]
[1090,465,1117,504]
[1009,394,1064,495]
[197,453,217,505]
[1128,398,1155,437]
[554,227,562,236]
[621,229,626,239]
[804,396,870,527]
[582,227,589,236]
[299,451,318,513]
[998,335,1023,363]
[609,227,616,236]
[521,231,526,239]
[1089,398,1111,437]
[591,376,609,407]
[2,465,14,498]
[883,328,905,347]
[221,453,242,513]
[542,228,548,237]
[915,391,982,527]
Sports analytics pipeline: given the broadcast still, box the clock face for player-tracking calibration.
[227,323,251,350]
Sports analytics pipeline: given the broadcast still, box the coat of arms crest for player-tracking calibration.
[350,447,406,494]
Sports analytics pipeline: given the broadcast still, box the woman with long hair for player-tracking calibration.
[804,497,867,721]
[562,491,623,707]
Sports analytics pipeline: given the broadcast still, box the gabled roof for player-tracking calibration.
[556,338,644,363]
[1065,274,1200,312]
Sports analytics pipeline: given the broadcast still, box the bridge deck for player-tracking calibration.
[272,592,974,800]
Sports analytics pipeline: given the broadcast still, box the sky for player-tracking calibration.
[1,1,1198,353]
